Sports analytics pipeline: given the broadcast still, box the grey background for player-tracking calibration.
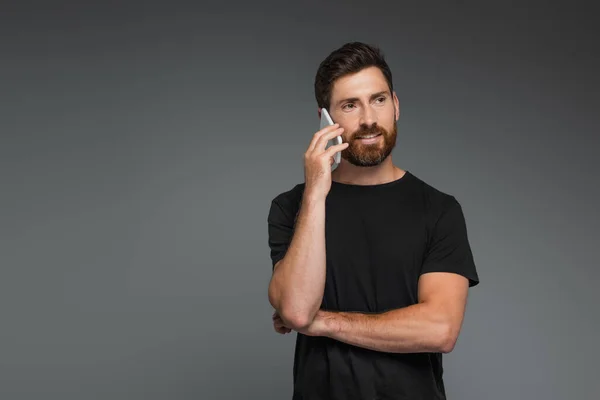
[1,1,598,399]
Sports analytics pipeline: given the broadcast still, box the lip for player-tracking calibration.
[357,134,382,144]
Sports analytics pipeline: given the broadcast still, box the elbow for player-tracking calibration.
[278,307,314,331]
[267,277,316,330]
[282,312,312,331]
[437,324,459,354]
[267,288,314,330]
[438,337,457,354]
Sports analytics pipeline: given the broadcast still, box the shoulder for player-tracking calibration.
[270,182,305,207]
[268,183,305,221]
[407,171,463,220]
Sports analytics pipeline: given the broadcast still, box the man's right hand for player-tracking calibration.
[304,123,348,201]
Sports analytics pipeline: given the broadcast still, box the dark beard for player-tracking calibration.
[341,121,397,167]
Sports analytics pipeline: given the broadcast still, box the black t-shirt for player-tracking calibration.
[267,171,479,400]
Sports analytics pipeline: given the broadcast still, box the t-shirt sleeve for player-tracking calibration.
[421,196,480,287]
[267,197,297,269]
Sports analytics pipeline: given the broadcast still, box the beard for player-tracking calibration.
[340,120,397,167]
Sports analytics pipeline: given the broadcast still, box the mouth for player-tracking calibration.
[356,133,382,144]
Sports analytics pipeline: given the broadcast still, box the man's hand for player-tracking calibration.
[304,122,348,202]
[272,310,333,336]
[272,311,292,334]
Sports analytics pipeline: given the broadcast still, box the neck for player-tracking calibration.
[331,156,406,186]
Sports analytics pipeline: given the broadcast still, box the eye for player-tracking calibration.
[376,96,386,103]
[342,103,355,110]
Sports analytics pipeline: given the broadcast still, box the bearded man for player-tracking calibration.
[267,41,480,400]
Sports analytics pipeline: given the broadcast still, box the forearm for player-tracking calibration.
[320,303,457,354]
[268,193,327,329]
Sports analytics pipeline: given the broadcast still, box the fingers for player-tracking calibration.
[325,142,349,158]
[308,123,340,151]
[324,141,349,166]
[274,322,292,334]
[274,318,292,334]
[275,326,292,334]
[271,311,292,335]
[308,124,343,153]
[313,127,345,153]
[273,313,292,334]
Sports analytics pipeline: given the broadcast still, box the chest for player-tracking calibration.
[322,196,430,312]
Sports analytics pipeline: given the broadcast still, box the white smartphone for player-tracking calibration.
[319,108,343,167]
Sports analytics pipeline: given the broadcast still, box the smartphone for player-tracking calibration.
[319,108,343,167]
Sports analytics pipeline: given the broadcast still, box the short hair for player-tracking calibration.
[314,42,394,110]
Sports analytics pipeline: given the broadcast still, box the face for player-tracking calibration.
[327,66,399,167]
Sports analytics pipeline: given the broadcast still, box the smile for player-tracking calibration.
[357,134,382,143]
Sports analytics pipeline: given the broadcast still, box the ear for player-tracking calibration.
[317,107,322,119]
[392,91,400,121]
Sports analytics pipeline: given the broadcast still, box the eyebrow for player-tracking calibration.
[335,90,390,107]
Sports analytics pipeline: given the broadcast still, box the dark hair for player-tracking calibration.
[314,42,394,110]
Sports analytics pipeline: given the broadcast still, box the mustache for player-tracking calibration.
[352,125,387,139]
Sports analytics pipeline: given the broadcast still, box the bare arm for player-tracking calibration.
[302,272,470,353]
[267,122,348,330]
[268,194,327,330]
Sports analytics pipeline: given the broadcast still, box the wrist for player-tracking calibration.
[319,310,341,337]
[302,190,327,206]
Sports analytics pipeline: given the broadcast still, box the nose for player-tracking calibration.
[359,105,377,127]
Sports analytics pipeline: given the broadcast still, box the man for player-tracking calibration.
[266,42,479,400]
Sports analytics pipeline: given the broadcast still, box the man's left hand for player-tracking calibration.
[272,310,333,337]
[272,311,292,334]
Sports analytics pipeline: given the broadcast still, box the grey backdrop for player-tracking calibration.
[1,1,598,399]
